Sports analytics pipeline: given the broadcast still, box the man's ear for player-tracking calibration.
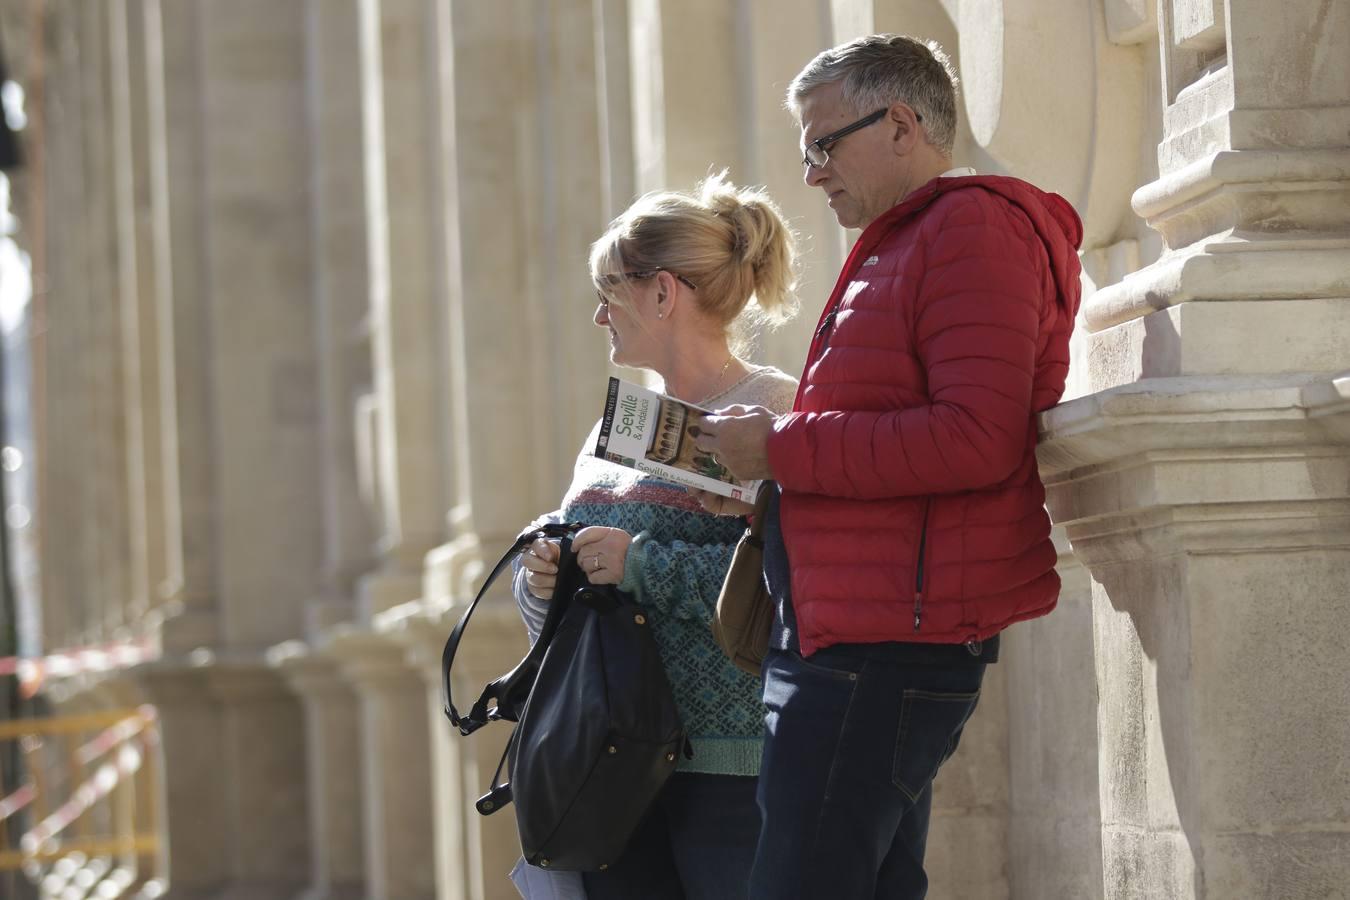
[888,103,921,154]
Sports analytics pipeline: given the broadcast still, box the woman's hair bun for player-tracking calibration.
[698,171,798,323]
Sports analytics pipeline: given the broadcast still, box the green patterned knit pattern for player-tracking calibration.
[562,463,764,776]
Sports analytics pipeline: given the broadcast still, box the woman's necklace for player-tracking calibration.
[699,353,737,405]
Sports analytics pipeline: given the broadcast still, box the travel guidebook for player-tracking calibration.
[594,376,764,501]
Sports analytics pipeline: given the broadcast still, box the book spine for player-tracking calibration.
[595,376,621,458]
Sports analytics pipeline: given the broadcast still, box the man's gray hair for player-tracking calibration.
[787,34,959,157]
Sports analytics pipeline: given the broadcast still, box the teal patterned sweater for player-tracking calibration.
[514,366,798,776]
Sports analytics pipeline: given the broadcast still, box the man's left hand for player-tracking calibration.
[696,404,777,481]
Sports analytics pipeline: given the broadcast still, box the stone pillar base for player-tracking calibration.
[270,641,366,900]
[331,628,437,900]
[132,657,310,900]
[1040,376,1350,899]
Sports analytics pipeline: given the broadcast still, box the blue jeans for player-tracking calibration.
[582,771,760,900]
[750,646,986,900]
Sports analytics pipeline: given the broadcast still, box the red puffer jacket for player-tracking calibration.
[767,175,1082,656]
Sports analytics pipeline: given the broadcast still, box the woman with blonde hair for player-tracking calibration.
[512,172,798,900]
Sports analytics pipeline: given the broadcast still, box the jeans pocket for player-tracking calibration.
[891,688,981,803]
[785,648,862,682]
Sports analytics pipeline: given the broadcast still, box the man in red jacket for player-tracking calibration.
[700,34,1083,899]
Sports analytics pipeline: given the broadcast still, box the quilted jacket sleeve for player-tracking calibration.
[768,195,1045,499]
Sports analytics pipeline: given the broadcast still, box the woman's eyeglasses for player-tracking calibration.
[596,269,698,308]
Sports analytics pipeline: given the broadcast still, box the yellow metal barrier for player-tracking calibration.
[0,707,164,898]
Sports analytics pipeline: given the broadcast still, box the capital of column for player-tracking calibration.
[372,589,529,690]
[1038,377,1350,567]
[267,639,352,701]
[371,598,452,682]
[324,625,420,694]
[125,657,215,706]
[200,657,295,705]
[423,529,484,610]
[355,567,424,622]
[1086,148,1350,335]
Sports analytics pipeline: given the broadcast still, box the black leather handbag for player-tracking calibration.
[441,523,688,871]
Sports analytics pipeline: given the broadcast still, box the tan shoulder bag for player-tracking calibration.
[712,483,775,675]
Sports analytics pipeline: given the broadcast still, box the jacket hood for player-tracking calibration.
[869,174,1084,324]
[933,175,1083,322]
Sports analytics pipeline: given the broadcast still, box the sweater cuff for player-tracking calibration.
[619,531,652,598]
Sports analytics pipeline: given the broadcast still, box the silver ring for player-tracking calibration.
[592,554,601,571]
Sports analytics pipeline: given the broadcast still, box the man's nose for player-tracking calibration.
[804,163,828,187]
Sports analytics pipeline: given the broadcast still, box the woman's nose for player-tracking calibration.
[594,301,608,326]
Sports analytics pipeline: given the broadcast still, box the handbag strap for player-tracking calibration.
[441,522,582,736]
[476,727,517,815]
[746,481,774,542]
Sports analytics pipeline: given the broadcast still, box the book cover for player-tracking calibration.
[594,376,763,501]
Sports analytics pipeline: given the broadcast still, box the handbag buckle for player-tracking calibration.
[476,783,512,815]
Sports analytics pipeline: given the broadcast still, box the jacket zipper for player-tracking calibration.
[814,308,839,347]
[913,498,931,631]
[808,189,944,370]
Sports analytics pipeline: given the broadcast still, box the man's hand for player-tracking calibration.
[690,489,756,517]
[695,404,777,481]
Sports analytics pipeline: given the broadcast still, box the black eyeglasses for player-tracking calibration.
[801,107,919,169]
[596,269,698,307]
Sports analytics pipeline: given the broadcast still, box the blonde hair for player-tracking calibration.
[590,171,798,332]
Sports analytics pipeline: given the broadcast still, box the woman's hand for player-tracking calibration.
[572,526,634,586]
[521,537,561,600]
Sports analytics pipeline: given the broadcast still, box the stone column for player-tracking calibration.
[742,0,841,371]
[157,0,219,655]
[432,0,610,595]
[374,606,471,900]
[139,5,321,898]
[78,0,131,647]
[448,612,526,900]
[38,0,86,652]
[593,0,635,220]
[109,0,172,629]
[333,629,437,900]
[128,0,185,620]
[400,601,527,900]
[196,0,319,651]
[354,0,449,620]
[627,0,743,195]
[205,663,311,900]
[1038,1,1350,896]
[132,664,229,900]
[93,675,168,893]
[303,0,376,637]
[272,644,366,900]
